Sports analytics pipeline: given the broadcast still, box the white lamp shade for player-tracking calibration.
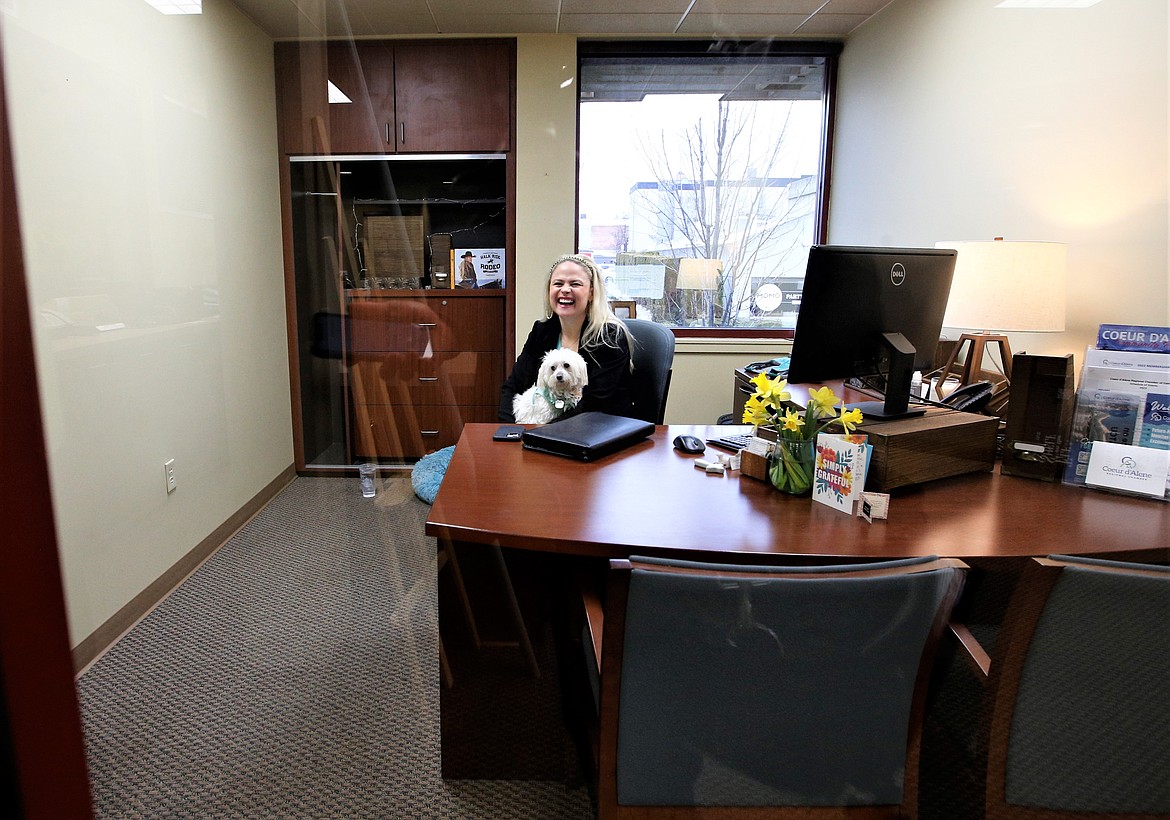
[935,240,1066,332]
[677,258,723,290]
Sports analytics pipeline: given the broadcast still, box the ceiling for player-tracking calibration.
[228,0,894,41]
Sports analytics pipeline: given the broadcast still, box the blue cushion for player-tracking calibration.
[411,446,455,504]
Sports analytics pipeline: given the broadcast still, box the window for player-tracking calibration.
[577,41,840,336]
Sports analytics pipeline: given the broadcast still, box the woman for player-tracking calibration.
[499,254,634,422]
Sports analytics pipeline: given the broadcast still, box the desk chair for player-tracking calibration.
[977,555,1170,819]
[591,554,967,819]
[624,318,675,424]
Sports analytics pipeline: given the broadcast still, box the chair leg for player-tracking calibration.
[439,539,481,649]
[439,638,455,689]
[438,540,540,679]
[490,546,541,679]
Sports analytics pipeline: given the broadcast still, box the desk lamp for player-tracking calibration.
[677,258,723,325]
[933,239,1066,413]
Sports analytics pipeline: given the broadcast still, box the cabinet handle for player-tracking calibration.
[400,122,405,144]
[417,322,437,328]
[421,430,439,436]
[385,123,390,144]
[418,377,438,382]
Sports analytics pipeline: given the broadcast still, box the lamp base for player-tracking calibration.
[933,333,1012,415]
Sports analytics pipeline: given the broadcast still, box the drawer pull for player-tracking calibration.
[421,430,440,436]
[418,377,438,382]
[417,322,437,328]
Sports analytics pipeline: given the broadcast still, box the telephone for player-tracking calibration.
[941,380,995,412]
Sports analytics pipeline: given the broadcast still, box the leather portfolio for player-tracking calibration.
[521,412,655,461]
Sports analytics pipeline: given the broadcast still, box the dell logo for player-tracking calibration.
[890,263,906,286]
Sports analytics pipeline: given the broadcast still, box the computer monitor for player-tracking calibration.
[787,245,957,420]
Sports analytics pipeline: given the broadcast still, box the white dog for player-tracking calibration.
[513,348,589,424]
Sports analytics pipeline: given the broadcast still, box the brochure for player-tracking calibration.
[1064,325,1170,499]
[1096,324,1170,353]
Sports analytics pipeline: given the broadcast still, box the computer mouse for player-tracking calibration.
[673,434,706,454]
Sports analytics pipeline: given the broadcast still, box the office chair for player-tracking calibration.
[623,318,675,424]
[592,554,967,819]
[978,555,1170,819]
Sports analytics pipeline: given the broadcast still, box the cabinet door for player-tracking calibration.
[393,41,511,153]
[327,42,396,154]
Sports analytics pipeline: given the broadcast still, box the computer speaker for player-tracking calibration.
[1001,353,1075,481]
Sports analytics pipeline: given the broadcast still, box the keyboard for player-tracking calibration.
[706,433,755,452]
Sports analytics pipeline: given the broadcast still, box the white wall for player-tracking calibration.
[514,36,579,342]
[831,0,1169,361]
[2,0,291,645]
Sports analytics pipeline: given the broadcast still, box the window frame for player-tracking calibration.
[576,39,842,339]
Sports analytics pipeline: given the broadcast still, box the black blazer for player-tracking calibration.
[499,318,633,422]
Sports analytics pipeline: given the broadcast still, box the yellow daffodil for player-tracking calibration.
[838,406,864,434]
[750,372,791,407]
[741,394,772,427]
[807,386,840,417]
[781,408,805,433]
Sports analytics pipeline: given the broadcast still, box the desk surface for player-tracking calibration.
[425,423,1170,560]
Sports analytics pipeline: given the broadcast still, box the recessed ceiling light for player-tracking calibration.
[143,0,202,13]
[995,0,1103,7]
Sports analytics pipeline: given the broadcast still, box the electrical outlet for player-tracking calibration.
[164,458,177,493]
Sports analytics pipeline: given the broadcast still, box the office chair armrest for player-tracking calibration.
[948,620,991,678]
[580,575,604,677]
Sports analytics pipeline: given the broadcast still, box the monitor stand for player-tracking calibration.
[849,332,927,421]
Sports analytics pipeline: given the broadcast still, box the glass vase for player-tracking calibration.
[769,438,815,496]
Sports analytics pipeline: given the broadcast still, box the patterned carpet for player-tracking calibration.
[76,476,594,819]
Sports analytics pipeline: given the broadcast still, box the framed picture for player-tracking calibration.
[454,248,506,288]
[610,300,636,319]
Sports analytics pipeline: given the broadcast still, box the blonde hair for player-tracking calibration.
[544,254,632,352]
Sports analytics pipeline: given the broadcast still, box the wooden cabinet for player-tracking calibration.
[393,42,511,153]
[274,39,512,155]
[278,40,515,471]
[347,292,504,459]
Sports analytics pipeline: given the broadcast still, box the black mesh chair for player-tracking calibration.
[980,555,1170,819]
[592,554,967,819]
[624,319,674,424]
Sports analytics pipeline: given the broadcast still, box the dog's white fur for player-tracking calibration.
[513,348,589,423]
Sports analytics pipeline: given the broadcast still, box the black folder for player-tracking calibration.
[521,412,655,461]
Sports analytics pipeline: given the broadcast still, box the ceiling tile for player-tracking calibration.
[793,13,870,35]
[563,0,691,11]
[234,0,324,38]
[676,14,811,37]
[432,13,560,34]
[558,13,690,34]
[438,0,559,13]
[691,0,823,13]
[821,0,893,12]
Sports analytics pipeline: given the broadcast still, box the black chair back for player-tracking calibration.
[623,319,674,424]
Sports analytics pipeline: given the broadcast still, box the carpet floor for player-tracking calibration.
[76,475,594,819]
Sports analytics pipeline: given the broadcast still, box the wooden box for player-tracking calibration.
[741,448,770,481]
[862,409,998,492]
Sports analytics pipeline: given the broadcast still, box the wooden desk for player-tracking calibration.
[426,423,1170,561]
[425,423,1169,783]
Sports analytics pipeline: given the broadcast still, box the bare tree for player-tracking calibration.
[633,100,814,327]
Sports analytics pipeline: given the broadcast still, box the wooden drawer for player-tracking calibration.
[350,351,504,406]
[348,294,503,352]
[352,403,497,459]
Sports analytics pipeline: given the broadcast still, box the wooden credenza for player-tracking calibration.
[347,290,504,459]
